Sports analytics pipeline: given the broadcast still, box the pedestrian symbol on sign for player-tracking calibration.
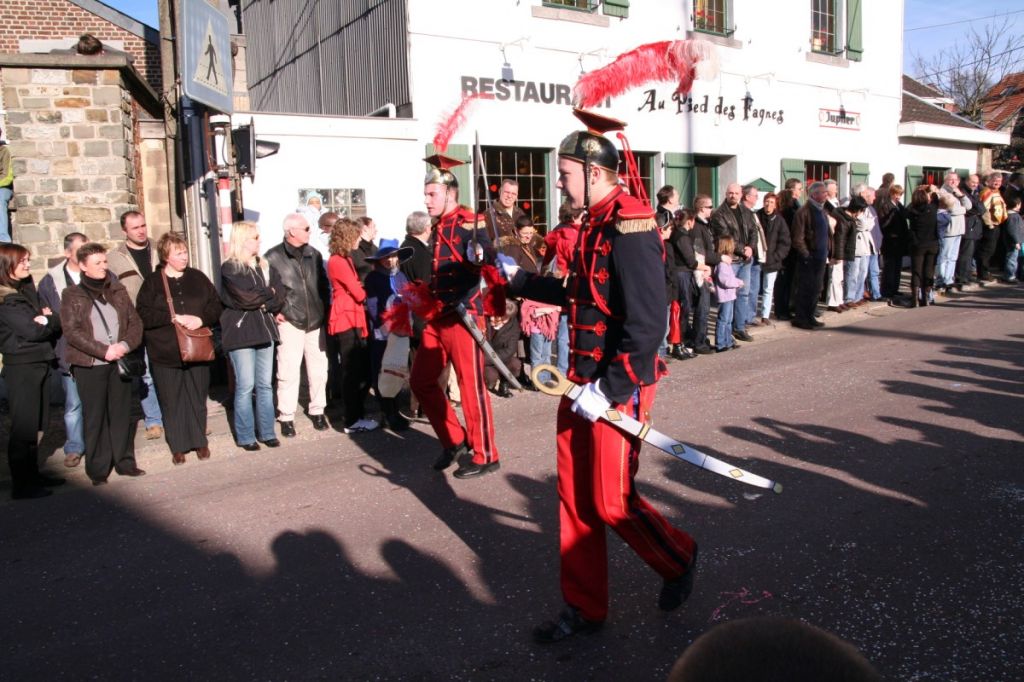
[193,19,227,95]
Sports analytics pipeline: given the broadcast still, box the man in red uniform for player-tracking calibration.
[503,111,698,643]
[408,155,501,479]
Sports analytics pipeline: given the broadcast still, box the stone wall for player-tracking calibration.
[0,54,163,279]
[0,0,161,93]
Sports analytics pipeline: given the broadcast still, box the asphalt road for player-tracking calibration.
[2,285,1022,681]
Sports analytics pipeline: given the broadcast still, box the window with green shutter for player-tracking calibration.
[846,0,863,61]
[849,162,869,190]
[603,0,628,18]
[425,143,472,201]
[664,153,696,208]
[904,165,924,205]
[781,158,806,187]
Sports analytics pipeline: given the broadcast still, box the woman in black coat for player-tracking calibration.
[0,244,63,499]
[220,221,284,451]
[905,185,940,307]
[137,233,222,465]
[877,184,909,299]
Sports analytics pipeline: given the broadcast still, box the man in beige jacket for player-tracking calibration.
[107,211,164,439]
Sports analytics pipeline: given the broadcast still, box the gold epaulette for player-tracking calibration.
[616,217,657,234]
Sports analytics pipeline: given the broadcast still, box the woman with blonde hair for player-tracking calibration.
[328,218,377,434]
[220,221,284,450]
[136,233,223,464]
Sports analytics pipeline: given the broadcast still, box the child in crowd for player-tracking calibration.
[714,236,745,353]
[485,300,522,397]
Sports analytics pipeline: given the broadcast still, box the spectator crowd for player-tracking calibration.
[1,171,1022,500]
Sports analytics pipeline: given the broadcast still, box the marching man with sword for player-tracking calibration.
[502,109,701,643]
[407,154,504,479]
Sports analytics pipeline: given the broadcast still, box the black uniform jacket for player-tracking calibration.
[510,188,666,404]
[429,205,492,316]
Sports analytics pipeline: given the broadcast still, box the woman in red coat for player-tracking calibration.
[327,218,377,433]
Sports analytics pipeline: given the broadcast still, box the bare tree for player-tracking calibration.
[912,24,1024,124]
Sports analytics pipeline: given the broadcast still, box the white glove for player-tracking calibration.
[466,242,485,264]
[571,380,611,422]
[496,253,519,281]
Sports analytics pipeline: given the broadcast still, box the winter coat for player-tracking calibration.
[327,253,368,337]
[0,278,58,365]
[106,241,159,304]
[1005,212,1024,246]
[713,261,743,302]
[219,258,283,352]
[710,202,757,259]
[265,240,329,331]
[878,198,909,256]
[38,262,81,373]
[691,218,721,268]
[60,278,142,368]
[963,191,985,241]
[831,207,858,261]
[906,196,940,249]
[136,266,222,367]
[756,209,792,272]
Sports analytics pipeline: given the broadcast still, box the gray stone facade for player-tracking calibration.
[0,53,162,278]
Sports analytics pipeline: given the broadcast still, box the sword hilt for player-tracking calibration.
[530,364,575,396]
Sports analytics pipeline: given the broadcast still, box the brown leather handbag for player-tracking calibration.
[161,269,215,363]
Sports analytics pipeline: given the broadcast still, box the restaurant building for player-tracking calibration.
[234,0,1008,242]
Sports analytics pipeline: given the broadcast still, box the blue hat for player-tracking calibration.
[367,238,414,263]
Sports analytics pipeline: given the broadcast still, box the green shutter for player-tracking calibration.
[849,162,870,190]
[905,165,923,205]
[664,153,696,208]
[781,158,805,187]
[425,143,472,202]
[956,168,971,183]
[846,0,863,61]
[603,0,629,18]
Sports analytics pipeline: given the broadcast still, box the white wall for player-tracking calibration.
[235,0,993,240]
[239,113,425,247]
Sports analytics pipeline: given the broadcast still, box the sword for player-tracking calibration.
[456,302,522,390]
[530,364,782,493]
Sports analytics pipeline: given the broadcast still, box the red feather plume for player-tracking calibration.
[400,281,443,322]
[433,94,482,153]
[380,298,413,338]
[574,40,719,109]
[480,264,506,318]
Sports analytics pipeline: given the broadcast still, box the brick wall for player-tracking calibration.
[0,0,161,93]
[1,66,141,279]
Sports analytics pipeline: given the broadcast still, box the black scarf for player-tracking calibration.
[80,274,108,304]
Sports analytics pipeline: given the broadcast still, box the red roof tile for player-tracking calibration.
[981,72,1024,131]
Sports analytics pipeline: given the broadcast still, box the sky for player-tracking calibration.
[104,0,1022,77]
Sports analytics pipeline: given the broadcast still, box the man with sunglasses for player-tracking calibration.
[265,213,330,436]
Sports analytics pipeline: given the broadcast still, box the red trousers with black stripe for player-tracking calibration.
[410,313,499,465]
[556,384,695,622]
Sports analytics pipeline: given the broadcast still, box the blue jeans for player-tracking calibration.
[61,373,85,455]
[935,235,962,287]
[843,256,870,304]
[137,349,163,428]
[731,261,751,331]
[0,186,12,243]
[1006,244,1023,280]
[556,313,569,376]
[715,299,735,350]
[229,345,276,444]
[529,333,553,384]
[866,254,881,299]
[759,270,778,319]
[745,262,762,324]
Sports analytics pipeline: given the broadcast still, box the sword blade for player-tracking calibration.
[455,303,522,390]
[530,364,782,493]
